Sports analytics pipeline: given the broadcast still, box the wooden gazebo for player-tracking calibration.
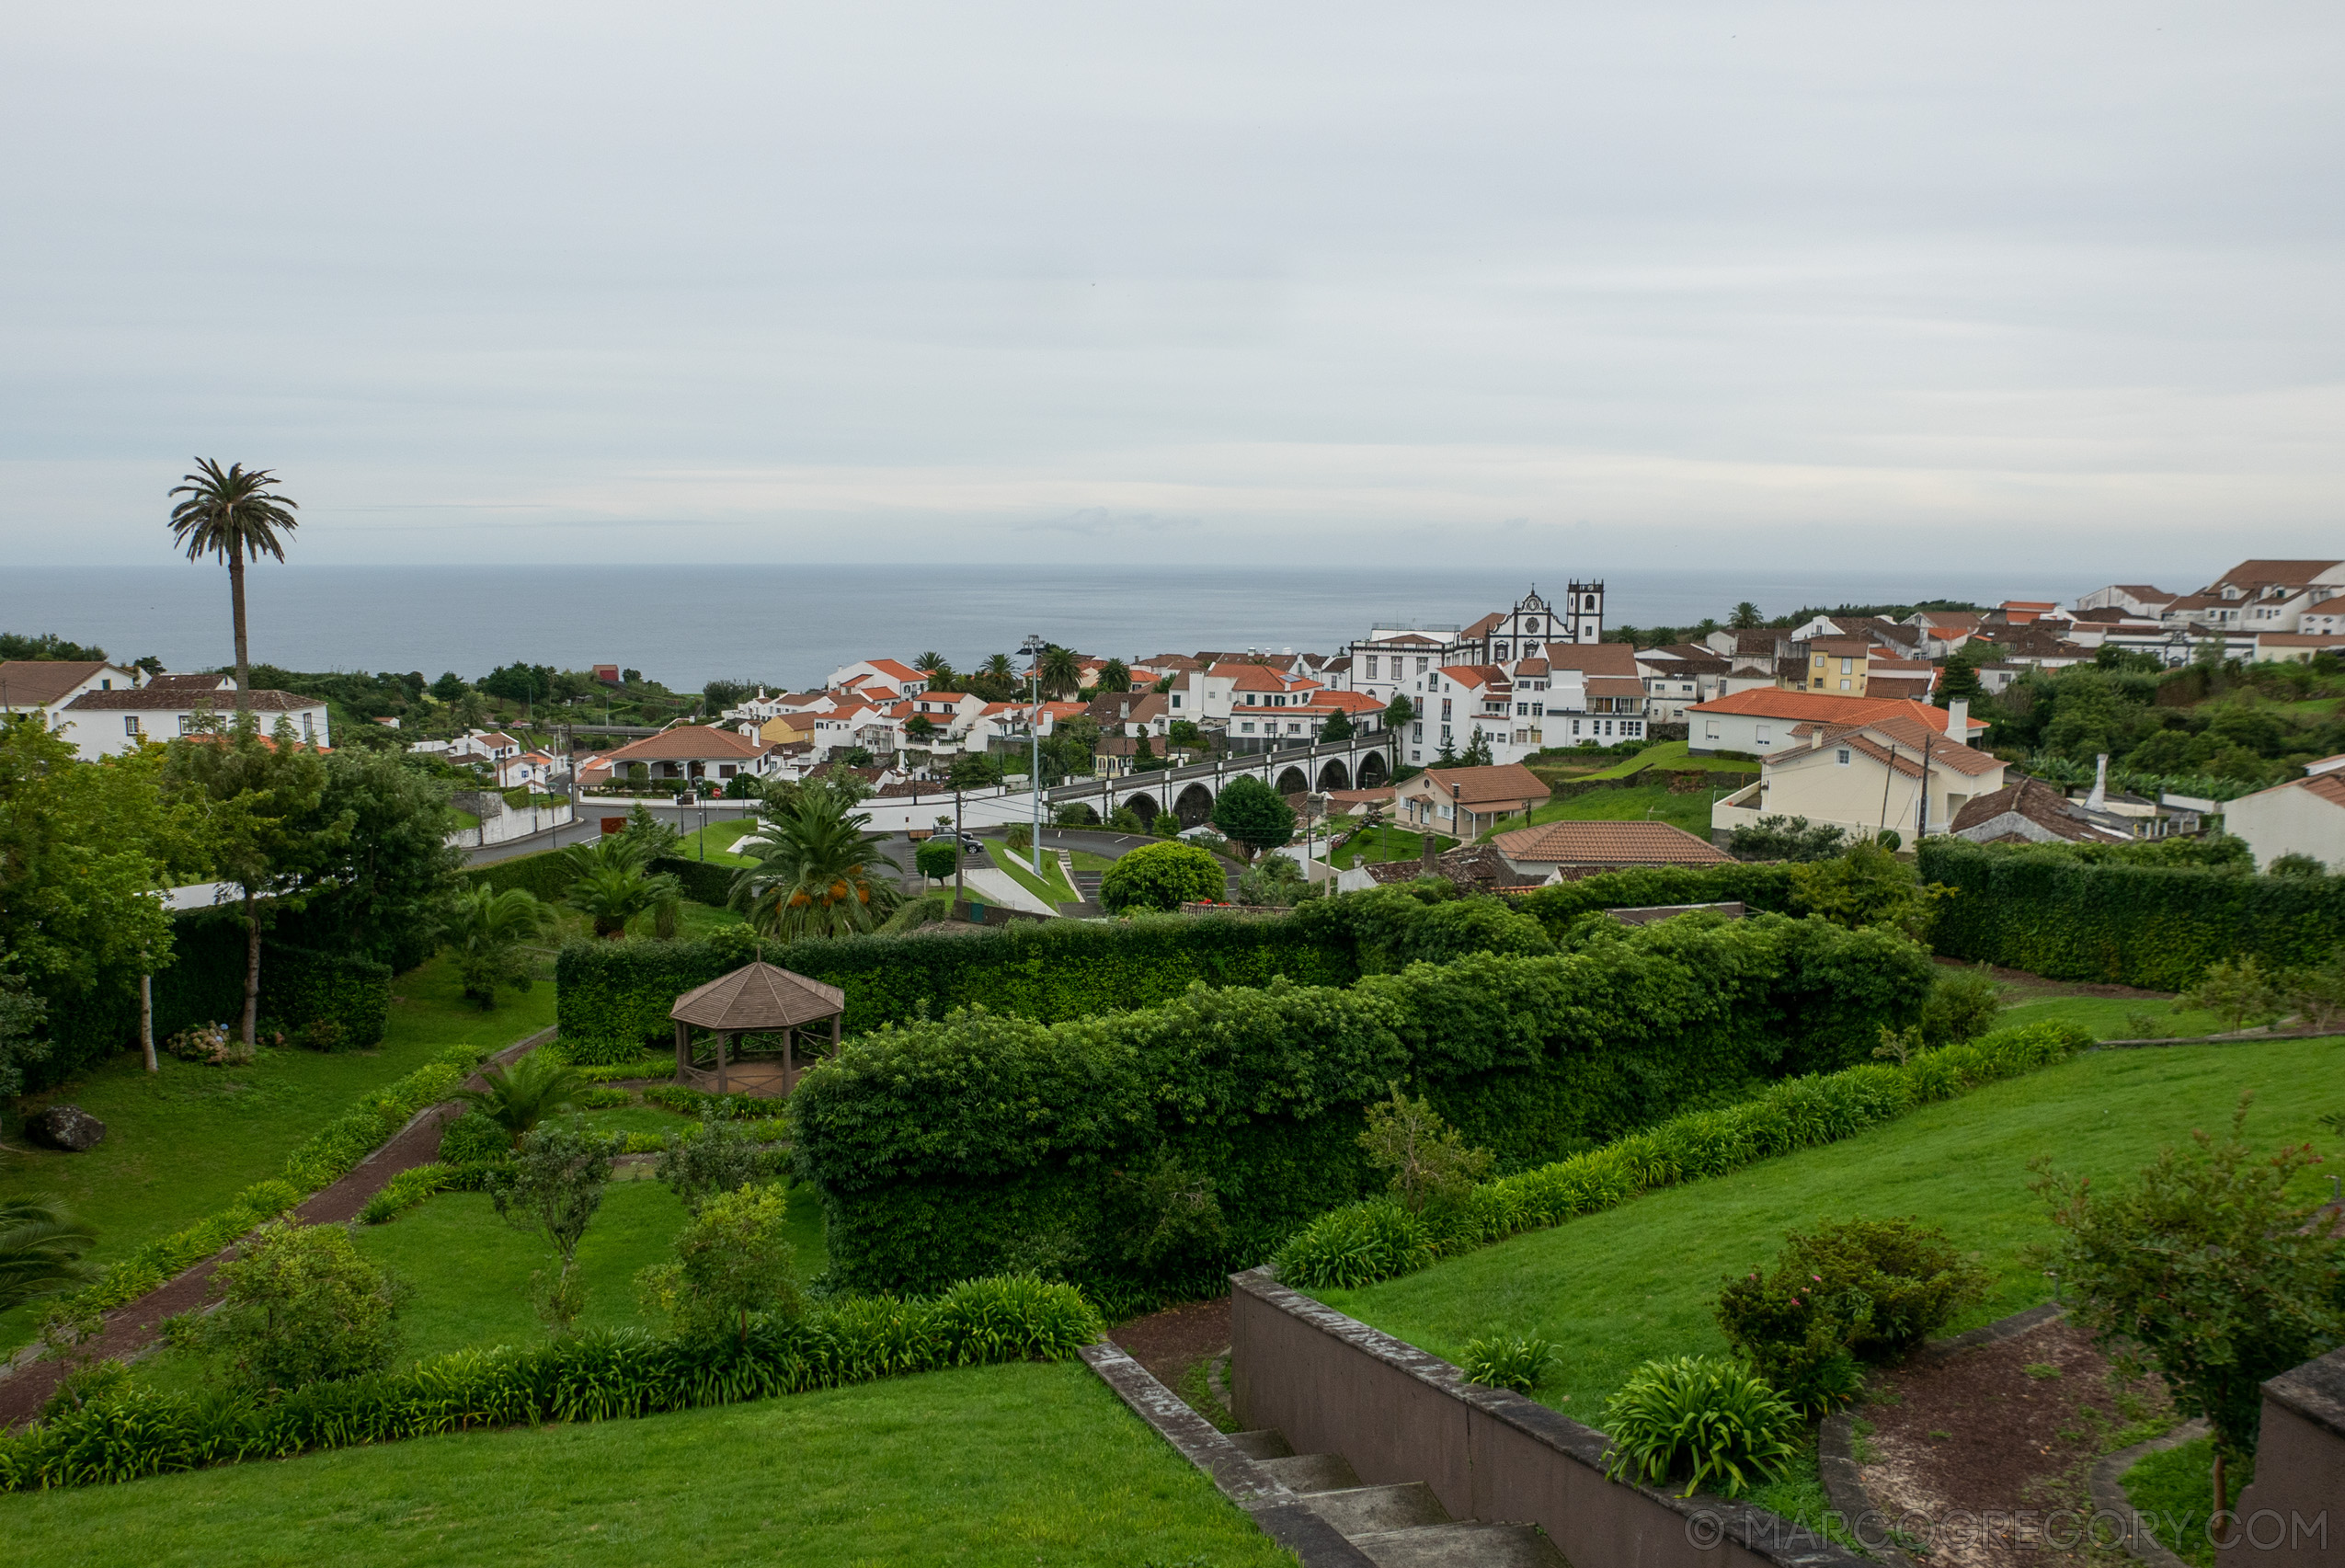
[669,961,846,1098]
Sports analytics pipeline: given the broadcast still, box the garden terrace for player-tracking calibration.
[1304,1032,2345,1523]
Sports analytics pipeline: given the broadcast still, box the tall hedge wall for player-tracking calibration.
[789,911,1935,1310]
[1918,838,2345,991]
[36,913,392,1083]
[462,850,575,903]
[554,867,1810,1049]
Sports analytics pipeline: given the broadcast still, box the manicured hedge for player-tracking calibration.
[555,870,1809,1050]
[0,1275,1098,1493]
[555,907,1364,1048]
[652,854,735,907]
[461,850,575,903]
[1918,839,2345,991]
[792,912,1936,1311]
[1275,1020,2094,1289]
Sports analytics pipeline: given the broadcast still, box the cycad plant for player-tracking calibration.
[728,789,898,940]
[0,1196,97,1310]
[454,1050,587,1148]
[561,833,682,939]
[166,459,300,713]
[438,885,560,1008]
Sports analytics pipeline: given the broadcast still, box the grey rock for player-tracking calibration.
[26,1104,106,1152]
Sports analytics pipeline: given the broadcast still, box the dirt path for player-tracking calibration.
[0,1028,554,1430]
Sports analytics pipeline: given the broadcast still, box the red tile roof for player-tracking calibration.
[1414,763,1552,807]
[604,726,770,761]
[1492,820,1732,866]
[1688,689,1986,738]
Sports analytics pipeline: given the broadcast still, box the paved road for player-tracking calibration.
[465,799,763,866]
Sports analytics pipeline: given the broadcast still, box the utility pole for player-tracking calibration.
[1022,634,1047,876]
[955,789,966,917]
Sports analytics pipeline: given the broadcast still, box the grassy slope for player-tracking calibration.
[1327,825,1457,870]
[981,839,1080,904]
[1318,1036,2345,1421]
[1997,993,2231,1041]
[0,1361,1293,1568]
[1578,740,1759,779]
[675,817,762,866]
[0,953,558,1355]
[1494,782,1716,839]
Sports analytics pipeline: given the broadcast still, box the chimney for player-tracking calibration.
[2088,754,2109,811]
[1947,698,1969,741]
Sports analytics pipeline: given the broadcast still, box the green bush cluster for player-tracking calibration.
[461,851,576,903]
[650,855,734,908]
[795,913,1938,1309]
[1601,1355,1802,1499]
[42,1047,486,1326]
[358,1163,454,1226]
[1920,839,2345,990]
[0,1275,1099,1493]
[1274,1022,2091,1291]
[1715,1219,1988,1412]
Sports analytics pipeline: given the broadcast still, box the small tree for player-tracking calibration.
[1235,853,1306,907]
[1212,774,1295,859]
[2033,1099,2343,1528]
[2266,852,2326,877]
[654,1112,773,1216]
[487,1119,624,1335]
[1132,734,1161,772]
[436,885,558,1009]
[913,837,959,885]
[1153,808,1183,839]
[1359,1084,1492,1215]
[197,1219,405,1393]
[1104,805,1146,834]
[1459,730,1494,767]
[2177,956,2284,1032]
[455,1049,585,1147]
[2285,949,2345,1031]
[1725,814,1847,863]
[635,1185,799,1346]
[1787,841,1943,942]
[904,714,936,744]
[1098,840,1227,912]
[1319,708,1354,742]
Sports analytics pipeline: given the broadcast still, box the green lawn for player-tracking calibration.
[674,817,763,866]
[1996,993,2232,1041]
[1492,782,1717,840]
[2124,1436,2249,1568]
[1067,849,1120,873]
[1576,739,1760,780]
[0,1360,1292,1568]
[1318,1035,2345,1426]
[1327,825,1457,870]
[0,953,558,1356]
[981,839,1081,904]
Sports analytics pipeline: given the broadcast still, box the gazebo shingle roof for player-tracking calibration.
[669,961,845,1030]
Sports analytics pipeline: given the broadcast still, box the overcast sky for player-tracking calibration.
[3,1,2339,571]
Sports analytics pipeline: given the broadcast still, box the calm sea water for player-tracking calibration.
[1,565,2088,692]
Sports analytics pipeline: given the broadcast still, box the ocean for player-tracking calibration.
[1,565,2090,692]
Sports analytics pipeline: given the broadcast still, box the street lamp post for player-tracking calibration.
[1021,634,1047,876]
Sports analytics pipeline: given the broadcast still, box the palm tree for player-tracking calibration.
[1038,645,1082,699]
[167,460,301,713]
[439,885,560,1008]
[729,789,899,939]
[982,652,1013,682]
[912,651,948,678]
[1729,601,1764,630]
[1097,658,1131,693]
[454,1050,585,1148]
[565,854,683,939]
[0,1196,97,1310]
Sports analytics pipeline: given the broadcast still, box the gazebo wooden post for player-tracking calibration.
[783,1024,795,1096]
[674,1019,690,1082]
[716,1030,729,1094]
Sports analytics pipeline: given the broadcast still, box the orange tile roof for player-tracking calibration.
[1689,689,1985,738]
[1492,820,1732,865]
[1416,762,1552,807]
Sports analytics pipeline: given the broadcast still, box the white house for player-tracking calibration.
[1539,641,1649,750]
[600,725,781,785]
[58,678,330,759]
[825,658,931,697]
[0,658,148,747]
[2224,773,2345,871]
[1710,714,2007,846]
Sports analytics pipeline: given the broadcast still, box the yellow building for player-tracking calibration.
[1798,637,1870,695]
[757,715,812,746]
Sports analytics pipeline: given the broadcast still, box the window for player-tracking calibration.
[1411,749,1422,761]
[301,712,315,738]
[1839,658,1852,674]
[1494,642,1508,659]
[718,764,736,778]
[1531,703,1543,717]
[1171,693,1182,707]
[100,679,112,691]
[1441,698,1452,720]
[1813,655,1825,667]
[1412,722,1423,740]
[1415,658,1428,675]
[1367,655,1378,679]
[1839,680,1851,691]
[124,716,140,736]
[1241,721,1254,734]
[1836,749,1850,765]
[1756,724,1771,745]
[177,714,197,735]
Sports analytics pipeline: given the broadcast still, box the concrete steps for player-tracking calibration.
[1231,1430,1568,1568]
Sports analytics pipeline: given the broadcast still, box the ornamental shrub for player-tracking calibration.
[1715,1218,1988,1413]
[1098,841,1228,914]
[1602,1356,1801,1498]
[435,1111,511,1168]
[1212,774,1295,857]
[635,1185,800,1346]
[191,1221,407,1396]
[1459,1335,1556,1395]
[1271,1200,1435,1289]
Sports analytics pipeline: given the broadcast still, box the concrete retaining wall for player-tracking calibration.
[1230,1267,1866,1568]
[2236,1345,2344,1568]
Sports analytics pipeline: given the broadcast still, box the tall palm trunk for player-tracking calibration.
[241,888,262,1048]
[228,553,252,713]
